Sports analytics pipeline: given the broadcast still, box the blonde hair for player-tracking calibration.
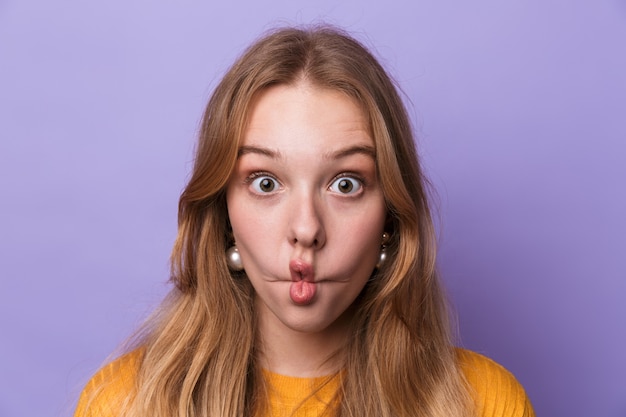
[123,26,472,417]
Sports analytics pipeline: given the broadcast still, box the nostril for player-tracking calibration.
[288,223,325,248]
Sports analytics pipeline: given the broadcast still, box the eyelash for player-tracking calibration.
[245,172,281,194]
[243,171,366,195]
[328,173,365,195]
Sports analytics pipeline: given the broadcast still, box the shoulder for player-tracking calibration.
[456,349,535,417]
[74,349,143,417]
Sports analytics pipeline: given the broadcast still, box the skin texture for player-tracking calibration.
[226,82,387,376]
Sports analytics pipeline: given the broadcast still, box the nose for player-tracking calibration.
[287,190,326,249]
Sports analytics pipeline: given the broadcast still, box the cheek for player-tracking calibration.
[227,198,282,252]
[334,208,386,266]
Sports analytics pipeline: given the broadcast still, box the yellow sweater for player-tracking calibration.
[75,349,534,416]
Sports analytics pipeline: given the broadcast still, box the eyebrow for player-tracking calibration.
[237,146,281,159]
[325,144,376,160]
[237,144,376,160]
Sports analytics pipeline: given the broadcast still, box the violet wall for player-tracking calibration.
[1,1,624,416]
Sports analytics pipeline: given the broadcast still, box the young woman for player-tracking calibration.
[75,26,534,417]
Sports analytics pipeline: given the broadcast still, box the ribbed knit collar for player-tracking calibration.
[262,369,341,416]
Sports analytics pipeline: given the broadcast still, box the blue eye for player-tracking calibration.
[329,176,362,195]
[250,176,278,193]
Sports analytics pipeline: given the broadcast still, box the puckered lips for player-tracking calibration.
[289,259,316,305]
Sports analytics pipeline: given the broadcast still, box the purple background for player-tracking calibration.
[1,1,625,416]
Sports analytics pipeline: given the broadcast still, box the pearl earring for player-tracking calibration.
[226,245,244,271]
[376,232,390,269]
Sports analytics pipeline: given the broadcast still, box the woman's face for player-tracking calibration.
[226,82,386,336]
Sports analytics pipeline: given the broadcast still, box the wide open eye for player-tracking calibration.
[329,176,363,195]
[250,175,279,193]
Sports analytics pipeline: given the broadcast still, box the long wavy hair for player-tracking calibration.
[123,26,472,417]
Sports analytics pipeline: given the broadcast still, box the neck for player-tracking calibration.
[256,304,352,378]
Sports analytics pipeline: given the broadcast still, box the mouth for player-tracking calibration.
[289,259,314,282]
[289,259,316,305]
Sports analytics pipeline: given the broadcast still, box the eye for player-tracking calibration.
[249,175,279,193]
[329,176,363,195]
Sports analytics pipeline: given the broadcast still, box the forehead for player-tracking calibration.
[242,82,372,151]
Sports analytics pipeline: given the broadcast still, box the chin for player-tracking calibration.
[279,305,352,335]
[281,317,335,334]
